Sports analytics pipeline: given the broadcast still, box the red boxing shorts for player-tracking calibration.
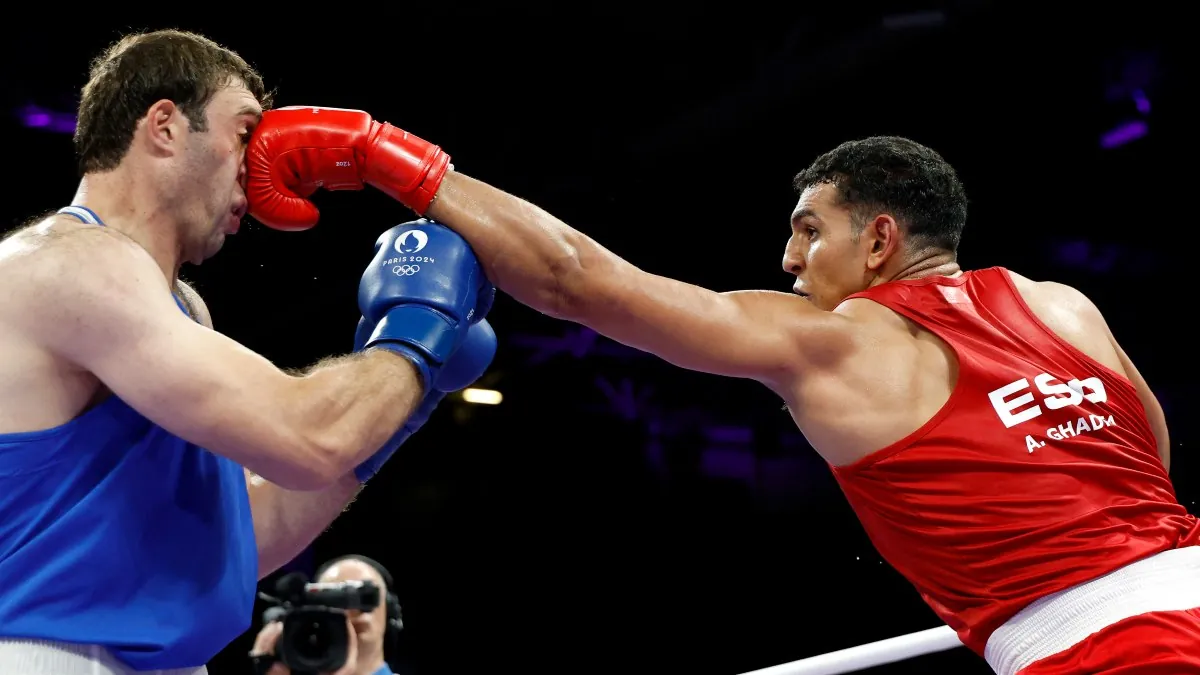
[1019,607,1200,674]
[986,546,1200,675]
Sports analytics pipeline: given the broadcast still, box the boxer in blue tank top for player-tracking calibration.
[0,30,497,673]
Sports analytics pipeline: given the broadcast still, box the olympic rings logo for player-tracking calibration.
[392,265,421,276]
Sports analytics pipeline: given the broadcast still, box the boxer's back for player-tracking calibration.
[0,214,257,669]
[793,266,1193,655]
[785,267,1167,469]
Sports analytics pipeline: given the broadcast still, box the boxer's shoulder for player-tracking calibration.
[0,214,167,330]
[1004,271,1108,336]
[1005,270,1121,371]
[1007,271,1098,314]
[0,215,132,432]
[6,213,150,265]
[0,212,141,267]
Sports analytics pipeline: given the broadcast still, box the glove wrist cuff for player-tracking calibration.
[370,343,435,391]
[366,305,465,388]
[364,122,450,215]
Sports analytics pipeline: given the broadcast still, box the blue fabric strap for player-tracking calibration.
[57,205,104,225]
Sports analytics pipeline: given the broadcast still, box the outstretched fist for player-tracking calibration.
[246,106,451,231]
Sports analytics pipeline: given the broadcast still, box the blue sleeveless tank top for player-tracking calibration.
[0,206,258,669]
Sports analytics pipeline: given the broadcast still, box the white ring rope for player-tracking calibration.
[735,625,964,675]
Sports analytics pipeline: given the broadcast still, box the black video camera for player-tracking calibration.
[260,572,381,675]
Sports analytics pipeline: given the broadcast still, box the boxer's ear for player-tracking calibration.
[144,99,185,153]
[863,213,901,272]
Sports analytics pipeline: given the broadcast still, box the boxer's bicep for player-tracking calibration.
[574,258,846,385]
[245,471,363,578]
[22,237,331,489]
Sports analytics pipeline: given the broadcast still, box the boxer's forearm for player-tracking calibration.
[290,350,425,484]
[426,171,611,319]
[173,282,424,489]
[247,469,362,578]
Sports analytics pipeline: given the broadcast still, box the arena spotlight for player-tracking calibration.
[460,388,503,405]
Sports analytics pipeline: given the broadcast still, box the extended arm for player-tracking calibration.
[21,228,424,491]
[425,172,845,384]
[246,107,845,386]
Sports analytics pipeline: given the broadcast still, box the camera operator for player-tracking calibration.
[250,556,403,675]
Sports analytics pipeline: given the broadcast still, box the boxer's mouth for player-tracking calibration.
[227,203,247,234]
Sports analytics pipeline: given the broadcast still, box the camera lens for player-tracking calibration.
[295,619,332,657]
[279,608,350,674]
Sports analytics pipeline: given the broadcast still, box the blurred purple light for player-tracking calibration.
[1086,246,1120,274]
[594,376,653,421]
[1100,120,1147,149]
[704,425,752,444]
[24,112,50,127]
[701,447,755,482]
[759,457,815,497]
[50,118,77,134]
[1052,239,1121,274]
[1132,89,1151,115]
[1055,240,1091,266]
[19,104,76,134]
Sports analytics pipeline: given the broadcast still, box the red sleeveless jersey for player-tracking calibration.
[830,267,1198,655]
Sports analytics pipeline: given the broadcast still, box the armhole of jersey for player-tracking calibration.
[993,269,1140,397]
[828,292,971,472]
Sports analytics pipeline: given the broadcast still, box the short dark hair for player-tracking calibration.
[792,136,968,253]
[74,29,272,175]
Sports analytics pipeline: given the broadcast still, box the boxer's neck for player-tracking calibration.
[890,253,962,283]
[870,250,962,290]
[71,168,184,282]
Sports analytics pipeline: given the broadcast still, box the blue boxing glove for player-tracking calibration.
[353,319,498,482]
[358,219,493,390]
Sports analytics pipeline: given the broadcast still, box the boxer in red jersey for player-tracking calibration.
[245,117,1199,673]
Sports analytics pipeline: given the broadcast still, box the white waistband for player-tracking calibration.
[984,546,1200,675]
[0,639,207,675]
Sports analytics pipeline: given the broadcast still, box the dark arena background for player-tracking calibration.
[0,5,1191,674]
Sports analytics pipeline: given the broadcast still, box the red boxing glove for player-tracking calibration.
[245,106,451,231]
